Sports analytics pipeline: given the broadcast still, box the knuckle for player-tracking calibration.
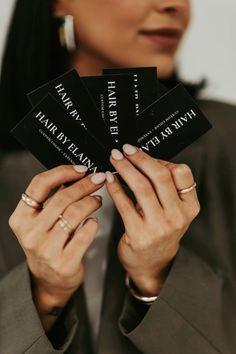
[112,185,122,196]
[156,226,167,240]
[65,205,79,221]
[31,172,47,187]
[173,164,192,178]
[56,165,70,175]
[22,233,37,252]
[122,202,134,215]
[40,245,54,262]
[155,166,171,182]
[135,152,146,163]
[50,259,62,272]
[128,239,142,252]
[57,268,73,279]
[195,201,201,215]
[116,164,126,177]
[173,213,188,231]
[8,213,17,231]
[190,201,201,219]
[130,237,151,252]
[77,180,90,195]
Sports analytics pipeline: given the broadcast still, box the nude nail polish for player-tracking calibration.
[106,171,115,183]
[73,165,88,173]
[93,195,103,202]
[123,144,138,155]
[91,172,106,185]
[111,149,124,161]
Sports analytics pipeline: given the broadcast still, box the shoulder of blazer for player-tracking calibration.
[198,98,236,129]
[196,99,236,153]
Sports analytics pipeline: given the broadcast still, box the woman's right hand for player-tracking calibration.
[9,165,106,331]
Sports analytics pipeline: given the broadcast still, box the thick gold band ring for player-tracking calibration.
[21,193,43,210]
[178,182,197,195]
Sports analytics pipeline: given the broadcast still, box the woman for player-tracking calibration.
[0,1,235,353]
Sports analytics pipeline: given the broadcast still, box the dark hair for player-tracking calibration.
[0,0,69,150]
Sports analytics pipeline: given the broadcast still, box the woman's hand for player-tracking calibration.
[106,145,200,297]
[9,165,106,331]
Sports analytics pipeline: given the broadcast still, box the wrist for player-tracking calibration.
[127,263,173,297]
[128,274,164,297]
[125,274,158,305]
[32,281,76,314]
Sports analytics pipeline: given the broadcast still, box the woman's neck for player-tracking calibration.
[70,49,113,76]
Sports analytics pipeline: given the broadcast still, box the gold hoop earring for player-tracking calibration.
[59,15,77,52]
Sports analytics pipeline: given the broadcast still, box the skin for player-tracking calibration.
[9,0,199,333]
[107,146,199,296]
[9,167,106,331]
[54,0,191,77]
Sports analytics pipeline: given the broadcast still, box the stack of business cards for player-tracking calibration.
[11,67,212,174]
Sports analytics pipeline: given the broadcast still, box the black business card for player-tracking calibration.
[11,95,113,173]
[137,84,212,160]
[82,74,137,145]
[27,70,118,152]
[103,67,167,115]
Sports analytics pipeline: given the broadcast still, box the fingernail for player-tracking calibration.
[73,165,88,173]
[111,149,124,161]
[123,144,138,155]
[84,217,98,225]
[93,195,103,202]
[106,171,115,183]
[91,172,106,185]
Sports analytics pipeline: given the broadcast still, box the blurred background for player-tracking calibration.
[0,0,236,105]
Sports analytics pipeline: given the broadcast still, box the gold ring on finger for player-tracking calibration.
[58,215,74,235]
[177,182,197,195]
[21,193,43,210]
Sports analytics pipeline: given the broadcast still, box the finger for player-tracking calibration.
[21,165,88,216]
[110,149,162,218]
[150,158,198,203]
[122,145,180,211]
[49,195,102,248]
[38,173,106,229]
[165,163,198,204]
[105,172,141,229]
[63,218,99,264]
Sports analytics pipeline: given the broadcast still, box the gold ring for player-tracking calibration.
[21,193,43,210]
[178,182,197,195]
[58,215,74,235]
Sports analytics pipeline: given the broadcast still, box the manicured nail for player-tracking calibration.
[106,171,115,184]
[91,172,106,185]
[93,195,103,202]
[123,144,138,155]
[111,149,124,161]
[73,165,88,173]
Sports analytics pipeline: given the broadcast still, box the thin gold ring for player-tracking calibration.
[178,182,197,195]
[58,215,74,235]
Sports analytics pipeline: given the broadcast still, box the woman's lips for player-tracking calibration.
[139,28,182,48]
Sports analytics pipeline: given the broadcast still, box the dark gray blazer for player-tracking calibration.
[0,99,235,354]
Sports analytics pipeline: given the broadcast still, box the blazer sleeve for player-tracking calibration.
[0,261,78,354]
[118,246,236,354]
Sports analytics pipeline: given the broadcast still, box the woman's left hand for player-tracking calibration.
[106,145,200,297]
